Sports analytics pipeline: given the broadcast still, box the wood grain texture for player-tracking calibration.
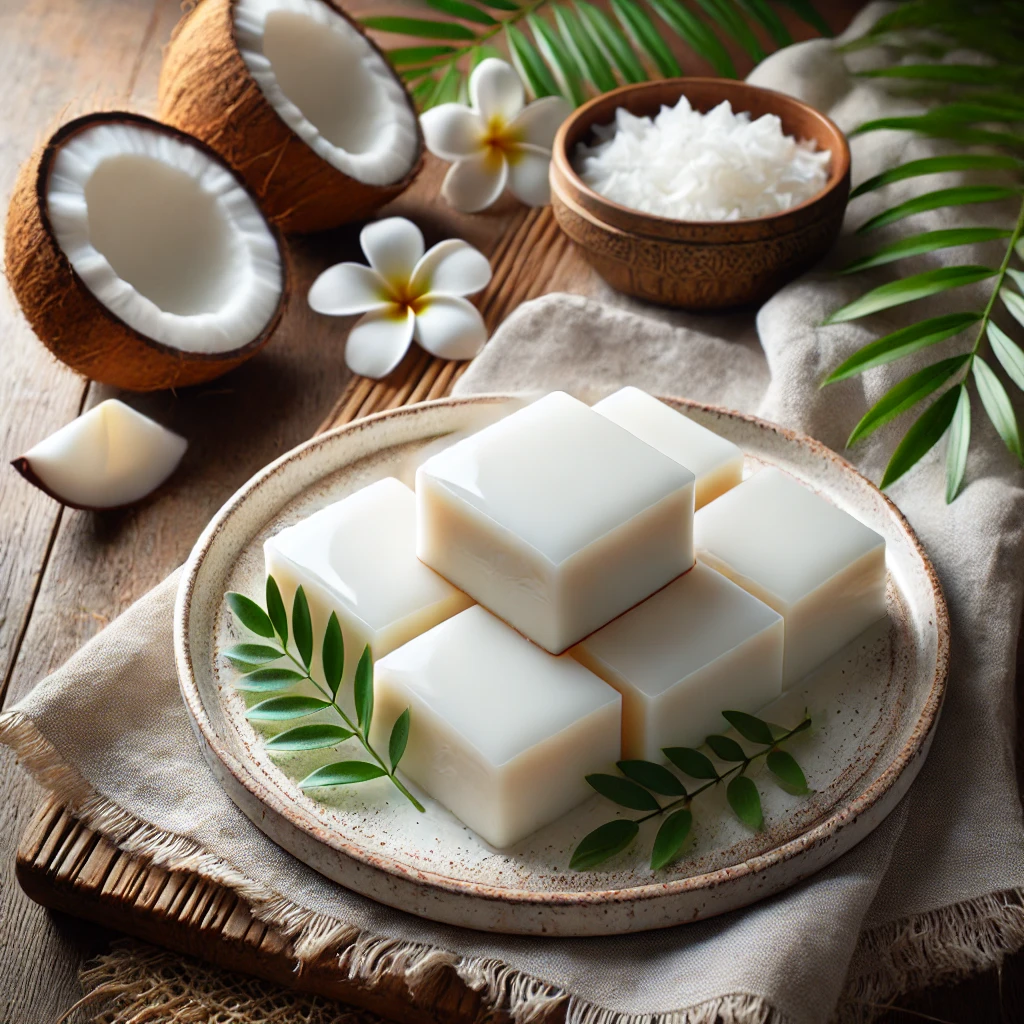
[0,3,187,1021]
[1,1,1019,1022]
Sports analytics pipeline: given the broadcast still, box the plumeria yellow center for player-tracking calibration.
[380,276,430,321]
[480,115,523,168]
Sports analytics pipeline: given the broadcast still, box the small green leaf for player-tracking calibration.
[880,385,962,490]
[651,808,692,870]
[322,613,344,698]
[292,587,313,670]
[923,101,1024,125]
[1002,288,1024,331]
[850,117,1023,152]
[424,0,498,25]
[842,229,1013,274]
[554,5,617,93]
[856,64,1024,86]
[965,93,1024,115]
[733,0,791,47]
[825,267,996,325]
[506,23,561,98]
[265,576,287,645]
[664,746,718,779]
[266,723,355,751]
[610,0,681,77]
[721,711,775,746]
[354,645,374,735]
[856,187,1020,234]
[361,15,477,40]
[988,322,1024,391]
[693,0,764,61]
[570,819,640,870]
[576,1,646,84]
[646,0,735,76]
[789,716,812,736]
[475,0,520,9]
[776,0,832,36]
[299,761,388,789]
[529,14,586,106]
[705,734,747,762]
[389,708,411,771]
[973,356,1023,461]
[427,64,462,109]
[234,667,306,693]
[387,45,458,66]
[766,750,809,794]
[846,355,970,447]
[850,154,1023,199]
[824,312,981,385]
[411,76,441,106]
[1007,269,1024,296]
[246,696,332,721]
[226,592,275,638]
[727,775,763,830]
[616,760,687,796]
[586,773,661,810]
[223,643,283,669]
[945,385,971,504]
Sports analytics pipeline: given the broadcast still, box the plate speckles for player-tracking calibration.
[174,396,948,936]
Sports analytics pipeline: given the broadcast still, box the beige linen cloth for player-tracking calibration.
[4,6,1024,1022]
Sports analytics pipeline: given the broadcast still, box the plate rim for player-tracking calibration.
[174,393,950,912]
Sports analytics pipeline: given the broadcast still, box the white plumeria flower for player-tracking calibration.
[420,58,572,214]
[308,217,492,379]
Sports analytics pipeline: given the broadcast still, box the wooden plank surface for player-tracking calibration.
[1,1,1019,1022]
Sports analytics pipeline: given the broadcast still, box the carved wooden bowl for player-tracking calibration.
[549,78,851,310]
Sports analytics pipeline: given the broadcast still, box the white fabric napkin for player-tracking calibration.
[3,6,1024,1022]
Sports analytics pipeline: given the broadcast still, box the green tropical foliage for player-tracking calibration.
[360,0,831,110]
[823,2,1024,501]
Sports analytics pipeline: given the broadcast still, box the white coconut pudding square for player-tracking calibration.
[572,561,783,760]
[45,120,282,355]
[233,0,419,187]
[264,478,472,694]
[369,605,622,849]
[416,391,696,654]
[592,387,744,509]
[694,468,887,686]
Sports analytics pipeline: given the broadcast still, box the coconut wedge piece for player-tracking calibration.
[5,111,288,392]
[159,0,423,234]
[13,400,188,510]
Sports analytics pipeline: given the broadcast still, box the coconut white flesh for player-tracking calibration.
[46,122,283,355]
[234,0,419,186]
[20,399,188,509]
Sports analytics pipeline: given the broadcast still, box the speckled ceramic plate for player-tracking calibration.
[174,395,948,936]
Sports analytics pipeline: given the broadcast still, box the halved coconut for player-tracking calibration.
[159,0,423,234]
[5,112,288,391]
[13,399,188,510]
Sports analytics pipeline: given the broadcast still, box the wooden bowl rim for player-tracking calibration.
[551,77,851,238]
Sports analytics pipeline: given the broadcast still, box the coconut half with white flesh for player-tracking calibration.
[13,400,188,510]
[159,0,423,234]
[5,112,288,391]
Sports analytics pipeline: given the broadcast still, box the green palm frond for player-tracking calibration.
[361,0,830,111]
[823,1,1024,502]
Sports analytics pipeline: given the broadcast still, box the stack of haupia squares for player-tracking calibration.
[262,389,886,849]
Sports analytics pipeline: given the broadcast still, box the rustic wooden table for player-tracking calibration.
[1,2,1020,1022]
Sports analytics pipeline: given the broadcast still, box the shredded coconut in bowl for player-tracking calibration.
[573,96,832,221]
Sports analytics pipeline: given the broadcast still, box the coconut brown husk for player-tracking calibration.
[4,111,289,392]
[158,0,424,235]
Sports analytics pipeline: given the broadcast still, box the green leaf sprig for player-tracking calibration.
[361,0,829,112]
[823,1,1024,502]
[225,578,424,812]
[570,709,811,871]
